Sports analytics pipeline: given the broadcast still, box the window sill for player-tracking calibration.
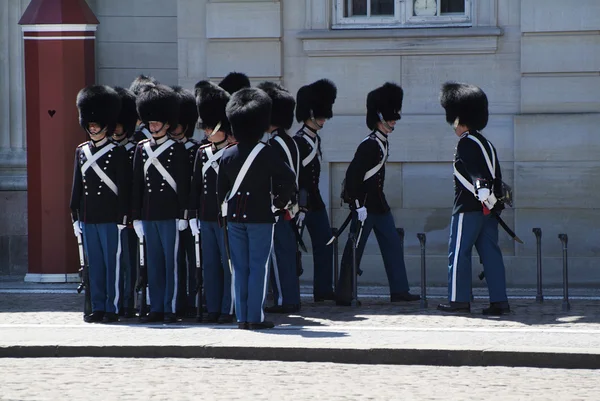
[297,26,502,57]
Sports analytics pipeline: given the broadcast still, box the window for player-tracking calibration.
[335,0,472,29]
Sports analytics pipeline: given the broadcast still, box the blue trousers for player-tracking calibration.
[143,219,179,314]
[304,208,333,297]
[201,220,233,315]
[447,211,508,303]
[336,211,410,301]
[82,223,121,314]
[118,227,137,311]
[228,222,273,323]
[177,227,197,312]
[270,218,300,306]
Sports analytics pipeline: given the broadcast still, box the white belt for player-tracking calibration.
[143,140,177,192]
[202,146,226,177]
[363,136,388,181]
[81,143,118,195]
[273,135,300,187]
[301,134,319,167]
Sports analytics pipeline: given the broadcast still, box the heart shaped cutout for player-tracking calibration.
[48,110,56,118]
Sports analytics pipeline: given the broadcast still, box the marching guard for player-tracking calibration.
[131,84,190,323]
[189,81,235,324]
[71,85,131,323]
[170,86,202,317]
[257,81,302,314]
[437,82,510,315]
[217,88,296,330]
[293,79,337,302]
[111,86,139,318]
[335,83,420,305]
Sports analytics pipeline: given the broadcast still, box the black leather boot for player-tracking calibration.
[437,302,471,313]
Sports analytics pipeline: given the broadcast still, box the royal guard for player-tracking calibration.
[335,83,420,305]
[257,81,302,314]
[169,86,201,317]
[293,79,337,302]
[217,88,296,330]
[70,85,131,323]
[437,82,510,315]
[129,74,158,143]
[111,86,139,318]
[189,81,235,324]
[131,84,190,324]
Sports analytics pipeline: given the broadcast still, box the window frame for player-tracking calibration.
[332,0,473,30]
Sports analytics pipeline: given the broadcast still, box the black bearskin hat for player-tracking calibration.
[129,74,159,96]
[172,86,199,138]
[195,80,231,134]
[226,88,272,144]
[440,82,489,131]
[256,81,296,130]
[366,82,404,130]
[76,85,121,135]
[113,86,138,137]
[295,79,337,123]
[136,84,179,129]
[218,72,251,95]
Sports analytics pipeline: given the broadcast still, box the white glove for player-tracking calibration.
[356,206,368,223]
[177,219,188,231]
[133,220,144,239]
[189,218,200,236]
[117,224,126,231]
[476,188,491,202]
[297,211,306,223]
[72,221,82,237]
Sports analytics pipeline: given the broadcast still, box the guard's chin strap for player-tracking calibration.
[378,112,394,132]
[86,125,108,138]
[208,122,223,138]
[309,110,323,130]
[146,121,166,135]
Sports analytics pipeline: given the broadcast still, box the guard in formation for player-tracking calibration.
[170,86,202,317]
[131,83,190,324]
[258,81,302,314]
[111,86,139,318]
[217,87,296,330]
[293,79,337,302]
[189,80,235,324]
[336,83,420,305]
[437,82,510,315]
[71,85,131,323]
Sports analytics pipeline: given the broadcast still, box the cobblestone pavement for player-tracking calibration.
[1,358,599,401]
[2,292,600,331]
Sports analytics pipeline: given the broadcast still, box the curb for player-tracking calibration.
[2,345,600,369]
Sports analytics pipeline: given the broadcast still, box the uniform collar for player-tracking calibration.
[90,137,108,148]
[174,136,187,144]
[212,137,229,150]
[374,129,388,143]
[118,138,130,147]
[152,135,169,145]
[302,124,318,139]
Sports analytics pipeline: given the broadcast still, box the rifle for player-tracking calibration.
[136,237,149,318]
[194,233,203,322]
[76,233,92,318]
